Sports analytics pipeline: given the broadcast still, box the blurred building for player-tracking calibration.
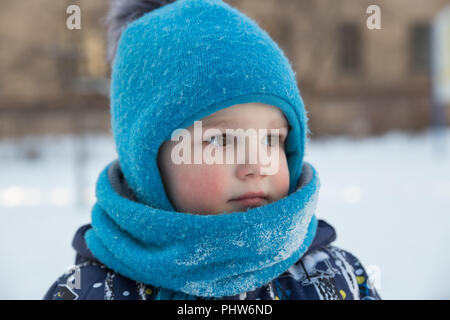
[0,0,111,137]
[0,0,449,138]
[229,0,450,137]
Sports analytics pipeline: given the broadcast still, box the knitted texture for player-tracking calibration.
[110,0,309,210]
[85,160,320,298]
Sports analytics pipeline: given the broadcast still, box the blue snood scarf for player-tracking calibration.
[85,0,320,299]
[85,160,320,298]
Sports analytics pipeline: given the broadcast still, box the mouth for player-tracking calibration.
[229,192,268,207]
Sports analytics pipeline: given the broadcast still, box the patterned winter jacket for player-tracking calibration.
[43,220,381,300]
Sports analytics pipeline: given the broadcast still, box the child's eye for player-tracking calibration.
[263,134,281,147]
[203,134,233,147]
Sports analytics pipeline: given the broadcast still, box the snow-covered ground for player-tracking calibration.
[0,128,449,300]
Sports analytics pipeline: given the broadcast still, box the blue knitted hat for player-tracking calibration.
[110,0,309,211]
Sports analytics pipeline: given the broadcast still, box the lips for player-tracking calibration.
[230,191,268,207]
[231,191,267,201]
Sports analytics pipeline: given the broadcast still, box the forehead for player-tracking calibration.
[201,103,288,128]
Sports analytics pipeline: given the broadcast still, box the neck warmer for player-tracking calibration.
[84,160,320,298]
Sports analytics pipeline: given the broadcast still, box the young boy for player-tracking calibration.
[44,0,381,300]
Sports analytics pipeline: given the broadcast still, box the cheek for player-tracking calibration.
[173,164,228,212]
[271,153,290,198]
[180,166,225,196]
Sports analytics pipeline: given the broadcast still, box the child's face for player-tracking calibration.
[157,103,290,214]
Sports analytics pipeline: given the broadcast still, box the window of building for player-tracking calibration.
[339,23,361,73]
[410,23,430,73]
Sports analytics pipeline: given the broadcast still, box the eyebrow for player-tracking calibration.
[202,118,289,129]
[201,119,237,128]
[270,117,289,128]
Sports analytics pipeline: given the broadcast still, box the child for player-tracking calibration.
[44,0,381,300]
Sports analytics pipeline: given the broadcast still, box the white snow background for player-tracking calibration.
[0,128,449,299]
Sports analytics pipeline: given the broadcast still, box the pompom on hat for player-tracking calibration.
[110,0,310,211]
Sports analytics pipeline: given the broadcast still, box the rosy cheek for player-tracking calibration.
[199,166,227,195]
[175,165,227,213]
[271,155,290,199]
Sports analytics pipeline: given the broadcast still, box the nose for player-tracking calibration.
[236,163,267,180]
[234,134,267,181]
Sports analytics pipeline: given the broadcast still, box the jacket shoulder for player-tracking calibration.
[325,245,381,300]
[307,245,382,300]
[271,245,381,300]
[43,260,157,300]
